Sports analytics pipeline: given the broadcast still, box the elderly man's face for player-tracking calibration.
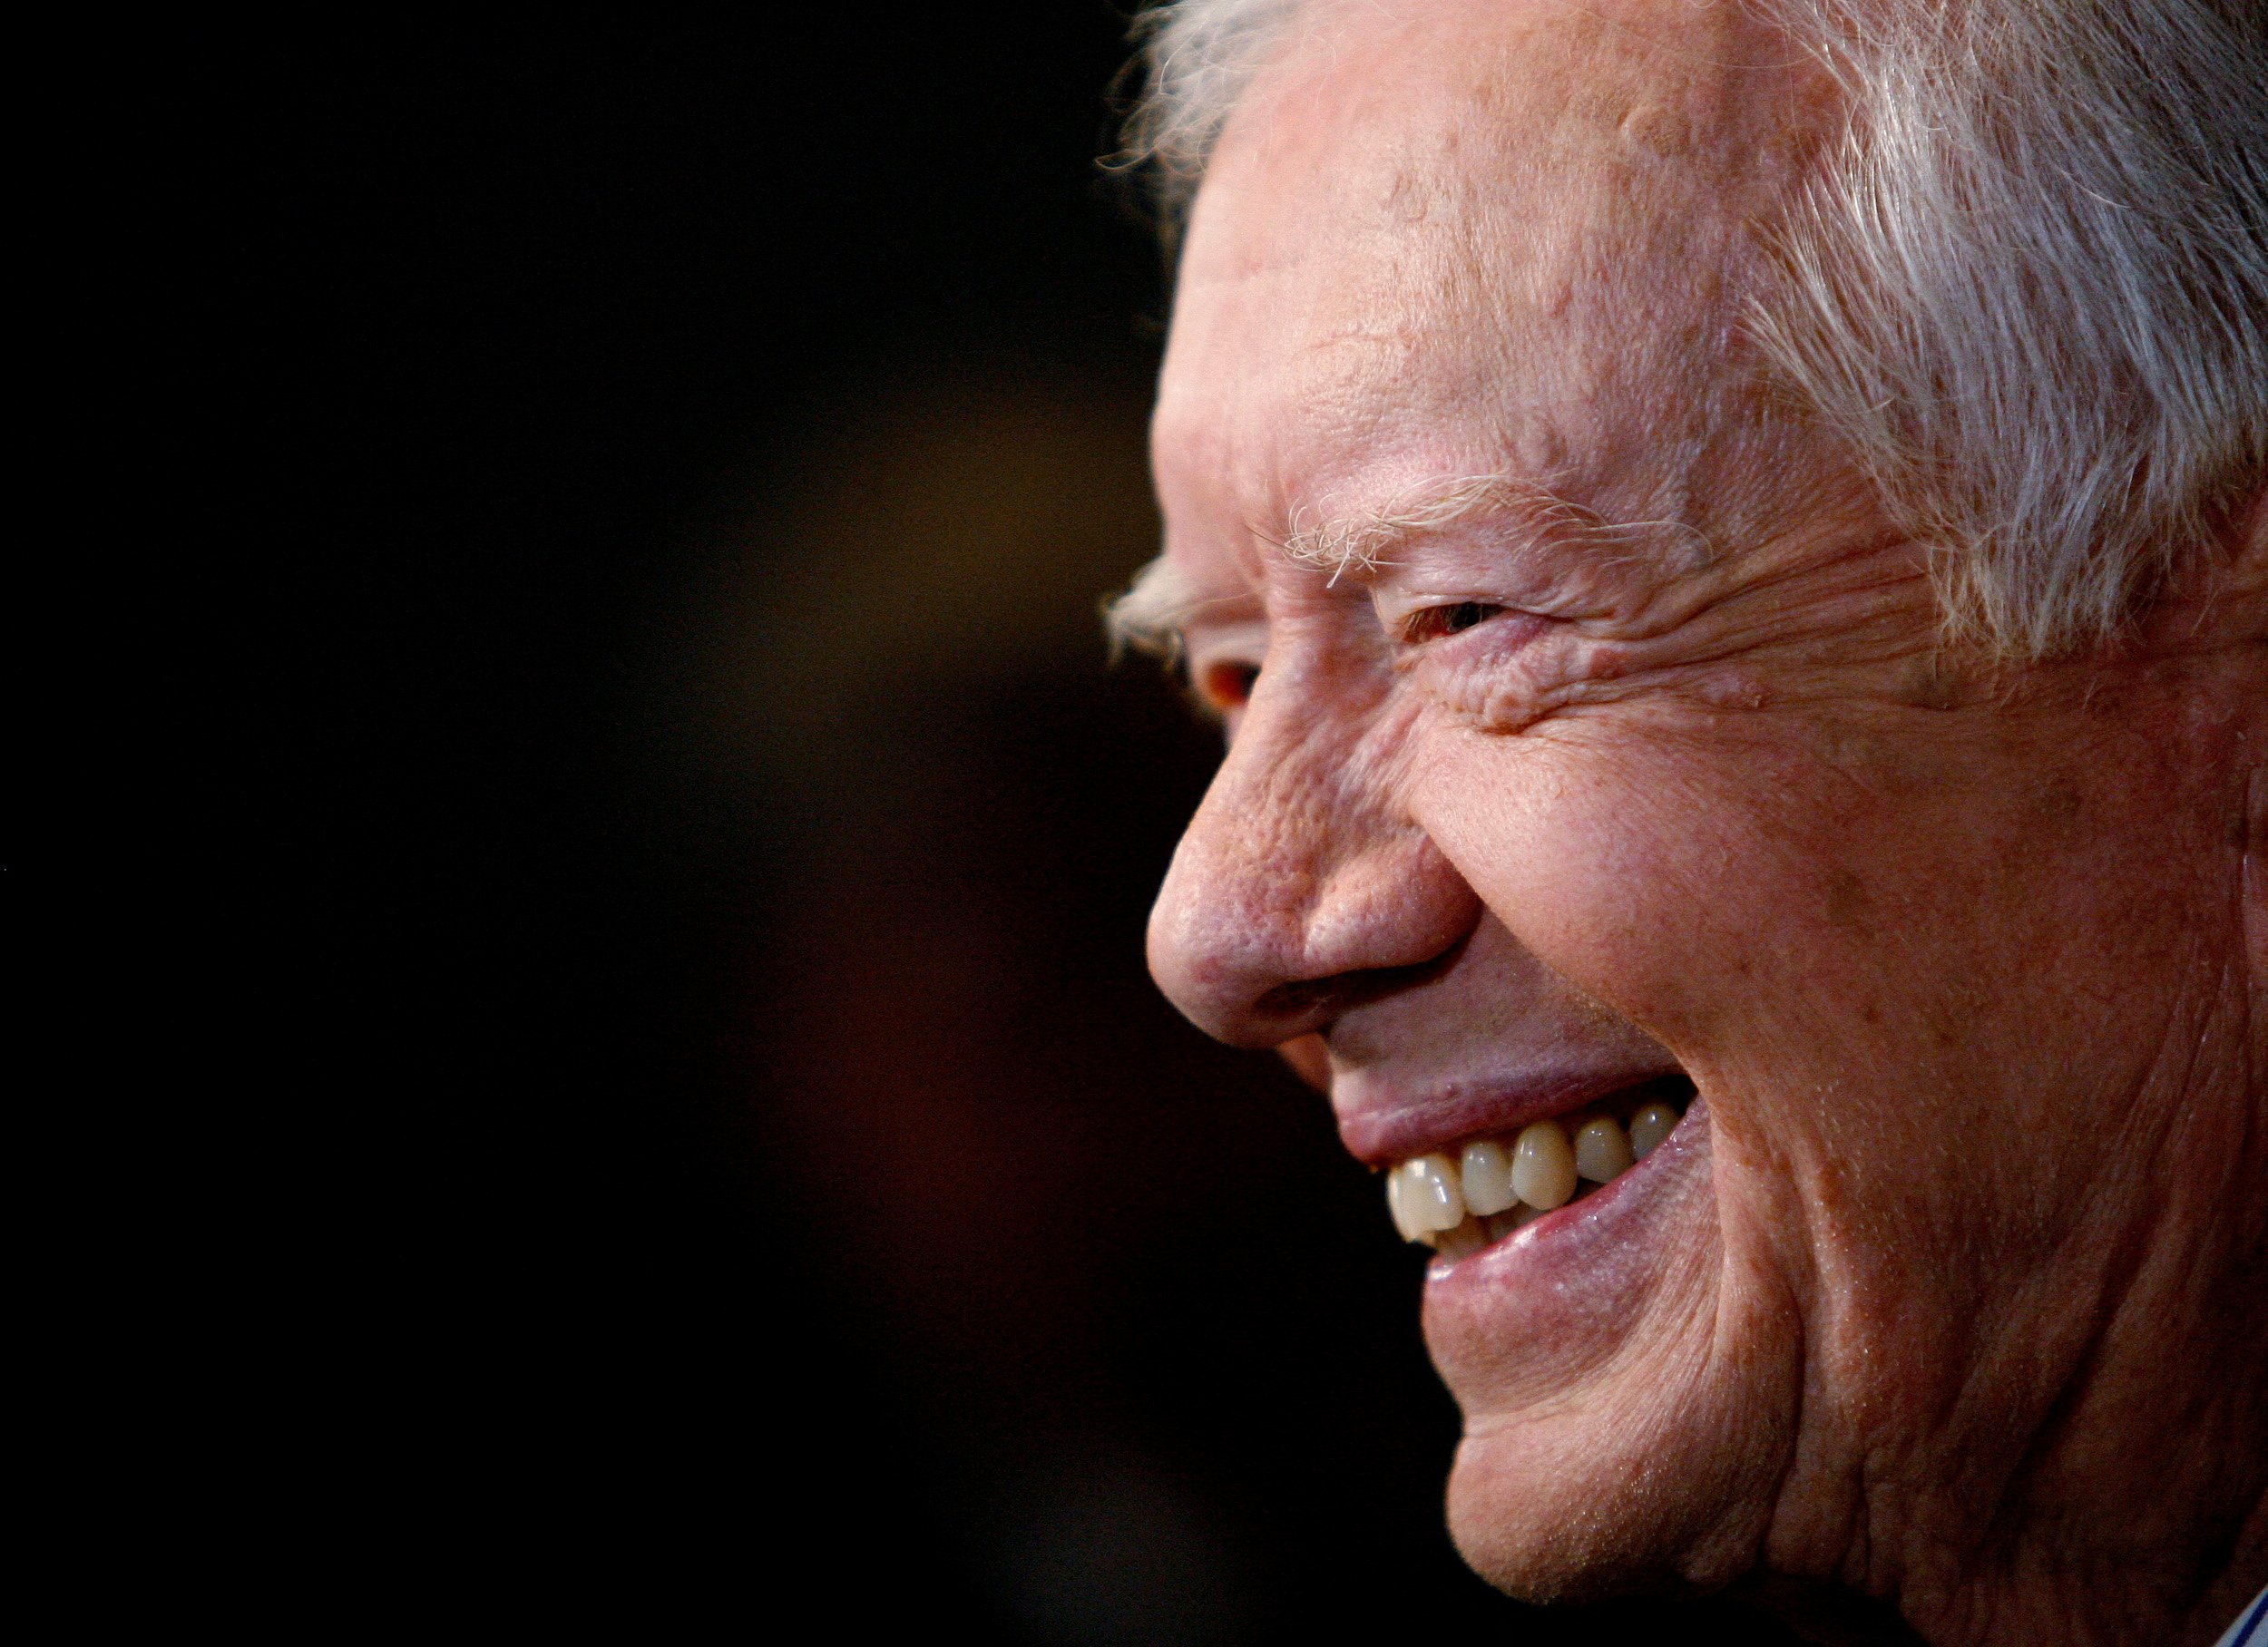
[1145,0,2260,1615]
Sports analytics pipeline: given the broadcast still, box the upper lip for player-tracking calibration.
[1334,1063,1693,1167]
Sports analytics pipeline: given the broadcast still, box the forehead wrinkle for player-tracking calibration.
[1159,1,1830,642]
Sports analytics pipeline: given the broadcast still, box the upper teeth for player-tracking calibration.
[1385,1096,1686,1258]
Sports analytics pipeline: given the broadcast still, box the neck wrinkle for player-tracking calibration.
[1901,944,2268,1647]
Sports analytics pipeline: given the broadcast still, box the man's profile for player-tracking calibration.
[1108,2,2266,1642]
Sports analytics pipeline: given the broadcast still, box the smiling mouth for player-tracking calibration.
[1383,1076,1696,1259]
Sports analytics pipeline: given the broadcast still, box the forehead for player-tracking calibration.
[1151,0,1818,578]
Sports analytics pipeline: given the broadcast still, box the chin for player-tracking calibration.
[1427,1100,1801,1606]
[1443,1377,1784,1606]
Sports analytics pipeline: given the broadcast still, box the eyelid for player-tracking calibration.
[1399,601,1508,645]
[1371,587,1528,635]
[1373,587,1473,629]
[1182,619,1268,668]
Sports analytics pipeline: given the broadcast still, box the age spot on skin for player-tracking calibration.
[1619,102,1693,158]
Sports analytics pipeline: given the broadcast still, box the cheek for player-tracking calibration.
[1412,712,2136,1319]
[1408,719,1953,1211]
[1410,723,1850,1048]
[1409,629,1638,736]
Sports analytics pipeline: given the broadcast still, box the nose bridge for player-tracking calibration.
[1148,684,1479,1048]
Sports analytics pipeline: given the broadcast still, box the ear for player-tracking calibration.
[2245,762,2264,990]
[2239,483,2267,986]
[2232,482,2268,636]
[2239,482,2268,559]
[2164,481,2268,648]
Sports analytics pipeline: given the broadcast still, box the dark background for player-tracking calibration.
[240,7,1797,1637]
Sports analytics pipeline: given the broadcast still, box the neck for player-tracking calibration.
[1929,1159,2268,1646]
[1908,960,2266,1644]
[1770,707,2268,1647]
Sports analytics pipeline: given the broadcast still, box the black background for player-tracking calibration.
[214,7,1803,1637]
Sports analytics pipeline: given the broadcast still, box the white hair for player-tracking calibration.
[1113,0,1308,232]
[1116,0,2268,657]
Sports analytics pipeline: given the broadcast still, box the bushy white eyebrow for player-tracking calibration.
[1131,0,2268,657]
[1106,477,1715,660]
[1277,474,1712,585]
[1104,556,1219,663]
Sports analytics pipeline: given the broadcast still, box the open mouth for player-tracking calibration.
[1383,1075,1696,1260]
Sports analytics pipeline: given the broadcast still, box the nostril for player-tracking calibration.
[1277,1033,1332,1091]
[1252,954,1459,1033]
[1147,761,1483,1048]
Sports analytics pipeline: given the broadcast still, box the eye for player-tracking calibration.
[1400,601,1507,645]
[1198,658,1261,711]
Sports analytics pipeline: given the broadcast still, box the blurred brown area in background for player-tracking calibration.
[224,6,1796,1638]
[660,359,1499,1637]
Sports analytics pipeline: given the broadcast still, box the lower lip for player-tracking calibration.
[1421,1097,1716,1406]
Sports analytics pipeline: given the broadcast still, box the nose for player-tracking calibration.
[1147,679,1481,1049]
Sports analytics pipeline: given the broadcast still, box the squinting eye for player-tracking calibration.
[1199,659,1261,710]
[1401,601,1507,645]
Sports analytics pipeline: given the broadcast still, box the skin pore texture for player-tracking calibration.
[1138,4,2268,1644]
